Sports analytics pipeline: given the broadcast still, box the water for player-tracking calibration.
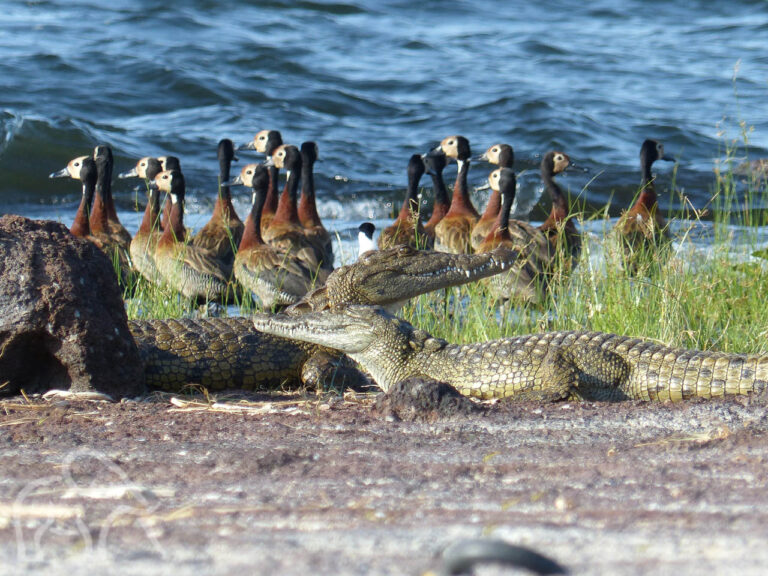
[2,0,768,260]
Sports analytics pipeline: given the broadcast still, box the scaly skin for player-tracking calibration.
[131,246,523,390]
[252,305,768,402]
[129,317,363,391]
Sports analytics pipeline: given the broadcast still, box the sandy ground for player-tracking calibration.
[1,389,767,575]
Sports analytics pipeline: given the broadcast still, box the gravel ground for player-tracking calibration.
[1,390,767,575]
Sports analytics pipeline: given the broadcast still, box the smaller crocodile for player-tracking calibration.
[252,304,768,402]
[131,245,522,390]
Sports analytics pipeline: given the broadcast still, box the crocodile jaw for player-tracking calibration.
[326,245,521,307]
[252,306,378,354]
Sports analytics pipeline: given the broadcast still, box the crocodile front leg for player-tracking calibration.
[301,350,375,392]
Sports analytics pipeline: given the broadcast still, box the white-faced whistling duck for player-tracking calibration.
[49,155,103,246]
[357,222,376,257]
[264,144,330,285]
[151,169,231,302]
[92,145,132,250]
[50,153,130,285]
[157,155,182,232]
[476,168,549,304]
[471,143,514,251]
[299,141,334,269]
[378,153,428,250]
[190,139,245,269]
[118,156,164,282]
[229,163,317,308]
[432,135,480,253]
[239,129,283,233]
[538,151,582,267]
[422,149,450,243]
[614,139,674,269]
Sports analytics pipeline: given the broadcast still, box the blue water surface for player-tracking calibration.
[1,0,767,250]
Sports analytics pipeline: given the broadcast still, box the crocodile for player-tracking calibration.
[251,304,768,402]
[130,245,522,390]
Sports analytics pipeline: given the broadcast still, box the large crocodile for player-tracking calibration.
[252,304,768,402]
[130,245,521,390]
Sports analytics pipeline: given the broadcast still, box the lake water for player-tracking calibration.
[2,0,768,261]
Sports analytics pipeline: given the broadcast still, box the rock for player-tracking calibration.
[0,215,144,398]
[372,376,483,421]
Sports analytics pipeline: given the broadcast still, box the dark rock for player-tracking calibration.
[372,376,483,421]
[0,215,144,398]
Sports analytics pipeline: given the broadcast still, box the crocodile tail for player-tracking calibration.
[629,347,768,402]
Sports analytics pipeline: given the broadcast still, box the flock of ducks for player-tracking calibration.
[49,132,674,307]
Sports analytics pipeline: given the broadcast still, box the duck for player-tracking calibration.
[49,155,102,245]
[422,150,451,242]
[431,135,480,253]
[477,168,549,304]
[150,169,231,302]
[190,139,244,270]
[614,139,674,269]
[157,155,182,232]
[299,141,334,269]
[229,163,317,308]
[378,154,428,250]
[264,144,330,285]
[239,130,283,232]
[50,154,131,284]
[471,143,515,250]
[538,151,582,266]
[92,145,133,251]
[118,156,164,282]
[357,222,376,257]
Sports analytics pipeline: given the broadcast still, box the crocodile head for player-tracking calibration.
[286,244,521,314]
[253,304,443,391]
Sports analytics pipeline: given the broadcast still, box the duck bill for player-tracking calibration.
[475,182,491,192]
[118,167,139,179]
[567,161,589,173]
[223,175,244,186]
[49,167,70,178]
[238,141,257,151]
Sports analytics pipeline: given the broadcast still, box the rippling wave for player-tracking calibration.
[2,0,768,241]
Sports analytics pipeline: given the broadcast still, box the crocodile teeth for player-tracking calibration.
[465,270,471,278]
